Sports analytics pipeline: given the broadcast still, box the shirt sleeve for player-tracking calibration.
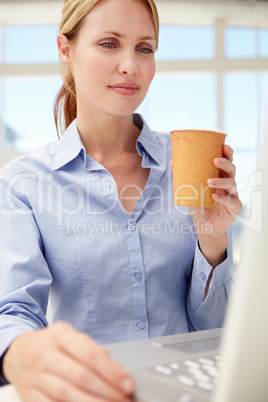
[186,229,234,331]
[0,160,51,367]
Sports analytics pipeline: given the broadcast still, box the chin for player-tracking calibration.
[106,92,146,115]
[107,105,141,117]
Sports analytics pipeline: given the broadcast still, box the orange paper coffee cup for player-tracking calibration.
[171,129,227,208]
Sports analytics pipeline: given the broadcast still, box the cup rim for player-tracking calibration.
[170,128,228,136]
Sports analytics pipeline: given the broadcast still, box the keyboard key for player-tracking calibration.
[177,375,195,387]
[184,360,201,369]
[198,357,214,366]
[193,373,211,382]
[187,367,203,376]
[196,380,214,391]
[203,366,220,377]
[175,394,195,402]
[169,362,180,370]
[154,365,172,375]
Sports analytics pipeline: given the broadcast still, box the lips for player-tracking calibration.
[109,82,139,96]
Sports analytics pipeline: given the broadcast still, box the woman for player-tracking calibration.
[0,0,242,400]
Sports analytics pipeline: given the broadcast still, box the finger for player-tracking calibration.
[65,332,134,393]
[169,160,173,170]
[207,178,238,197]
[214,157,236,179]
[222,144,234,162]
[38,346,129,401]
[32,371,110,402]
[52,323,134,396]
[212,192,243,216]
[25,389,53,402]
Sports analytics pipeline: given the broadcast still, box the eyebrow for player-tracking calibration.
[101,31,156,41]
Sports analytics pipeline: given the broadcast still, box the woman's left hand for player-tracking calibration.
[189,144,242,268]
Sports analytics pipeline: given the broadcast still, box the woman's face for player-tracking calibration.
[59,0,156,119]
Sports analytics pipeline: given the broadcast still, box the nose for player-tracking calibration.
[118,50,138,76]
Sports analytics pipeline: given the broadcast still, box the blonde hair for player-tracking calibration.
[54,0,159,136]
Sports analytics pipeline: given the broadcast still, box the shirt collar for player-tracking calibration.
[52,119,86,171]
[134,114,161,165]
[52,114,161,171]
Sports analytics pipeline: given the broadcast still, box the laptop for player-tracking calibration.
[106,127,268,402]
[106,328,222,402]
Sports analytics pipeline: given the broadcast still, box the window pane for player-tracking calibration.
[225,27,256,59]
[156,26,215,60]
[0,26,2,63]
[4,76,62,152]
[260,72,268,145]
[137,73,217,132]
[0,80,2,120]
[224,73,258,149]
[260,29,268,58]
[6,25,58,64]
[0,80,4,147]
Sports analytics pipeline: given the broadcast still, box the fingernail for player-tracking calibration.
[208,179,217,187]
[120,377,134,393]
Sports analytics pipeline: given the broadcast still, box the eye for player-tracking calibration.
[136,43,154,54]
[138,47,154,54]
[99,42,116,48]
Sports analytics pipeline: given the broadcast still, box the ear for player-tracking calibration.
[57,33,72,66]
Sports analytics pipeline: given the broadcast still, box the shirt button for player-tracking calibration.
[134,272,143,281]
[128,222,136,232]
[137,321,146,329]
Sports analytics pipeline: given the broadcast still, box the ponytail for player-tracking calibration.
[54,68,77,138]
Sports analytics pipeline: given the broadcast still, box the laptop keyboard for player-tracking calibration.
[138,354,223,402]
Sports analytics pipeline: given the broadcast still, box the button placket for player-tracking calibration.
[123,216,148,339]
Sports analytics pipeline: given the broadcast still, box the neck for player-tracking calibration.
[76,112,140,163]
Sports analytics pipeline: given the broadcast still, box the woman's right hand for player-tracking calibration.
[3,321,135,402]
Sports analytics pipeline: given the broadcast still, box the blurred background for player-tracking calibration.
[0,0,268,264]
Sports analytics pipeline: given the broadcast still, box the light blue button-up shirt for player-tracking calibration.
[0,114,233,363]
